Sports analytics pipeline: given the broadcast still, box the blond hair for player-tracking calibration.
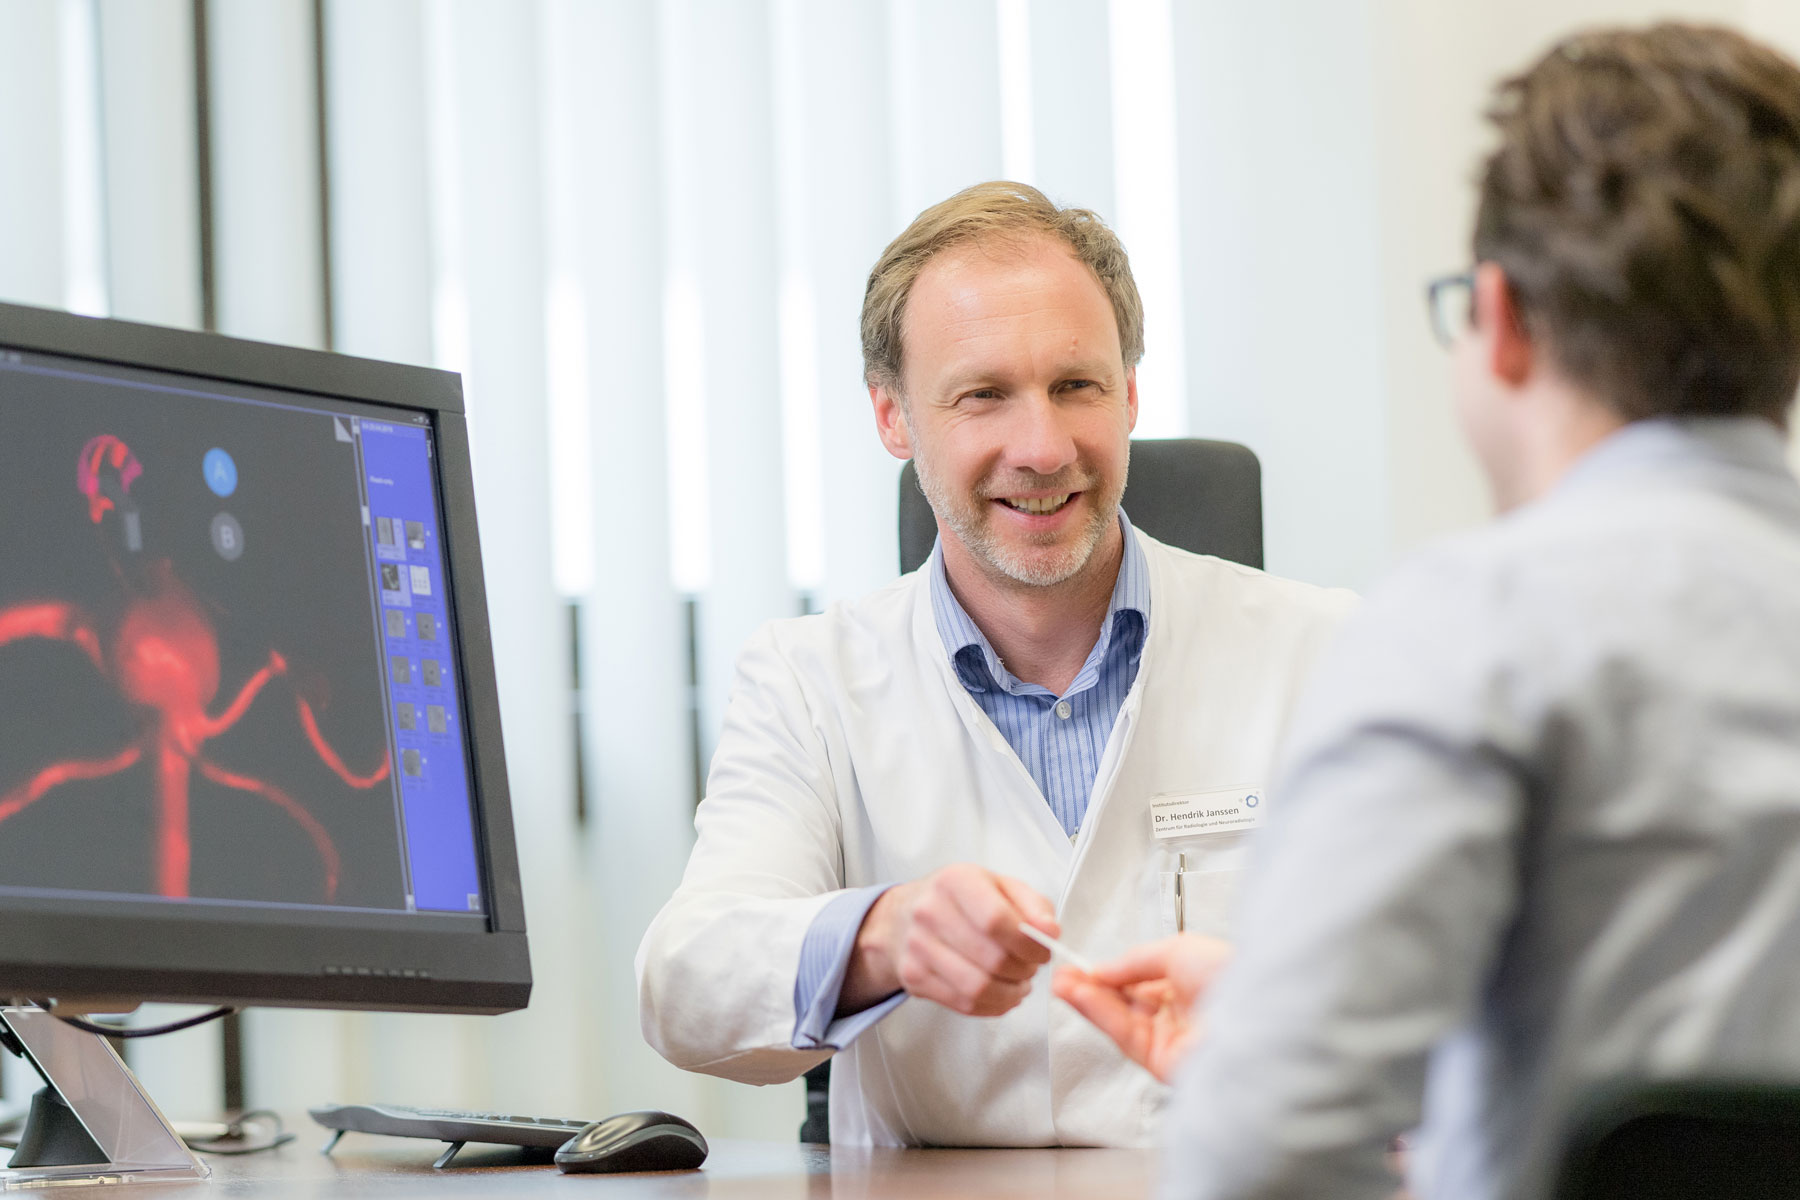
[860,181,1145,393]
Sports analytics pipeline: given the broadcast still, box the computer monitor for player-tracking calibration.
[0,300,530,1019]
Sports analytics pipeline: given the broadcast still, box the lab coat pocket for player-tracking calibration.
[1151,831,1253,939]
[1145,785,1264,939]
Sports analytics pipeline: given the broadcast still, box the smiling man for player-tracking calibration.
[636,182,1355,1147]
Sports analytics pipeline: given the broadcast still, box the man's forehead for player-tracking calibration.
[901,234,1120,380]
[913,232,1084,302]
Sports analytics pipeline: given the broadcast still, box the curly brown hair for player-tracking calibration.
[1475,23,1800,423]
[861,181,1144,395]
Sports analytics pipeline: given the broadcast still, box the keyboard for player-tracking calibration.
[309,1102,591,1151]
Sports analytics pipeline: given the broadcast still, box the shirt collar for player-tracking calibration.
[1554,415,1791,498]
[928,511,1151,697]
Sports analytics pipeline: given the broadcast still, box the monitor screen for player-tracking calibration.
[0,304,528,1014]
[0,347,483,925]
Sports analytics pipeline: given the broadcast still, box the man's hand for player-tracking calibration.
[1051,934,1233,1084]
[840,864,1058,1017]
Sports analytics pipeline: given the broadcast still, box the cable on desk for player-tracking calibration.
[183,1110,297,1156]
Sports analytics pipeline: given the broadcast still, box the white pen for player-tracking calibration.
[1017,922,1097,974]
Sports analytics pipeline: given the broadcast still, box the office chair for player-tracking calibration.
[796,439,1266,1144]
[1549,1079,1800,1200]
[896,438,1264,574]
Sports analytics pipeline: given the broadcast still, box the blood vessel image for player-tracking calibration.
[0,435,389,901]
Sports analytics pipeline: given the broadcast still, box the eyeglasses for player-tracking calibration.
[1425,269,1476,349]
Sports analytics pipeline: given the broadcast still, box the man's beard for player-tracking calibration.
[914,451,1126,588]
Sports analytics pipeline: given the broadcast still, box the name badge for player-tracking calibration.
[1150,785,1265,840]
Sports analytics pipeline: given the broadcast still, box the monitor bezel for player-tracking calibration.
[0,301,530,1015]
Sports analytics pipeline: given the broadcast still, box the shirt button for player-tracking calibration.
[1055,700,1072,720]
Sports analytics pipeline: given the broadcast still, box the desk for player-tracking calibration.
[142,1136,1159,1199]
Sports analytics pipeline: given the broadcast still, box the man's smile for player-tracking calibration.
[998,493,1075,516]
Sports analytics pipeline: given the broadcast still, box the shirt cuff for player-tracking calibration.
[791,883,905,1051]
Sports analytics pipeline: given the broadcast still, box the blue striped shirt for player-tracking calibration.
[791,514,1152,1051]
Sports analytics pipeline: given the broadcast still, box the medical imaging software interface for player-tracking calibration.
[0,346,484,928]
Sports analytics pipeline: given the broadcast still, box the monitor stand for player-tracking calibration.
[0,1006,208,1190]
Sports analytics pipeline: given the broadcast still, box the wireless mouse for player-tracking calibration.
[553,1110,708,1174]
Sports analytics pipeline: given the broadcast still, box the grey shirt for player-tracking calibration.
[1161,417,1800,1200]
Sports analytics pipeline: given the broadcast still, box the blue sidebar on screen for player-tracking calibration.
[359,420,483,915]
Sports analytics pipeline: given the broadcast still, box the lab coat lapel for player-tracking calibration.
[908,570,1075,866]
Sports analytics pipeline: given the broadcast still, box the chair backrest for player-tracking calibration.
[1551,1079,1800,1200]
[896,438,1263,575]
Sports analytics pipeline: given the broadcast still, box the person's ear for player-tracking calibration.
[1123,366,1139,433]
[1475,262,1532,388]
[871,381,914,460]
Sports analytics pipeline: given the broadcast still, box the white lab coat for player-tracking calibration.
[637,530,1356,1147]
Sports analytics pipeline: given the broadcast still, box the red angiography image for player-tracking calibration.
[0,435,390,901]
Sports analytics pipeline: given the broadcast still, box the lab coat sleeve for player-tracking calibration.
[1157,551,1528,1200]
[636,621,863,1085]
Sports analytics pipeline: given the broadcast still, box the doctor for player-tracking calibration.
[637,181,1355,1147]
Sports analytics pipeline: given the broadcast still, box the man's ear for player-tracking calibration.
[1476,262,1532,388]
[1123,365,1139,433]
[871,381,914,460]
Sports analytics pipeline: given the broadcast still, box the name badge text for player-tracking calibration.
[1150,786,1265,841]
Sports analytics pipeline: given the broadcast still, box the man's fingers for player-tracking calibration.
[966,977,1031,1016]
[994,874,1058,930]
[1088,952,1174,988]
[913,935,1031,1016]
[925,908,1041,983]
[1052,970,1150,1067]
[903,866,1066,1011]
[941,870,1054,965]
[1124,980,1177,1015]
[1090,936,1210,989]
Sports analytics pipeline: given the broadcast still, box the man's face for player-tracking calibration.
[872,235,1137,588]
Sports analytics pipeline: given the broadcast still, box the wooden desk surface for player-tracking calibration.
[150,1135,1159,1199]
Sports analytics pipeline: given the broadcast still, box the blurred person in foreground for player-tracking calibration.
[1056,23,1800,1199]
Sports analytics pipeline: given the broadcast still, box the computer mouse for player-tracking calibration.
[553,1110,708,1174]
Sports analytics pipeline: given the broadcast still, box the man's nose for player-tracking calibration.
[1004,392,1078,478]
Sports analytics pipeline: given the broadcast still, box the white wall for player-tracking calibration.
[1170,0,1393,588]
